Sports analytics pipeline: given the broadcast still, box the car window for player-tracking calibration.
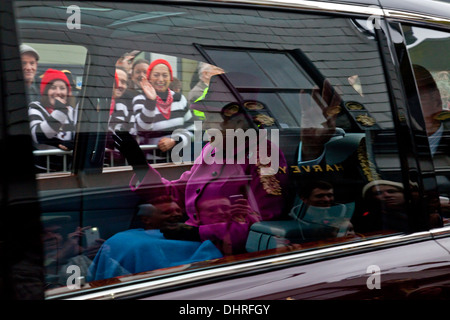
[24,43,86,173]
[14,1,417,294]
[402,25,450,225]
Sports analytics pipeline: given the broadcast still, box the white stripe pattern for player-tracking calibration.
[133,90,194,146]
[28,101,76,147]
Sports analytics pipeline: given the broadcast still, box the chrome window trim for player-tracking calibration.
[199,0,450,28]
[49,229,442,300]
[199,0,384,16]
[431,225,450,238]
[384,9,450,28]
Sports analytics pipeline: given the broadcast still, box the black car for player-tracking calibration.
[1,0,450,303]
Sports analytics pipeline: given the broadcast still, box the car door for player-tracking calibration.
[389,5,450,252]
[9,0,450,301]
[0,0,44,299]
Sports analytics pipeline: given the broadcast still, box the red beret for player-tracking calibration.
[40,69,71,96]
[146,59,173,81]
[114,71,119,88]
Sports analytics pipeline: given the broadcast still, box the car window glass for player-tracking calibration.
[14,1,411,295]
[23,43,86,173]
[402,25,450,225]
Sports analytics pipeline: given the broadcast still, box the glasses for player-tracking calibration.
[220,103,241,120]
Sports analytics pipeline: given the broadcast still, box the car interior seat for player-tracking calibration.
[246,130,363,252]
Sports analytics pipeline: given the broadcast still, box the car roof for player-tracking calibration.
[221,0,450,29]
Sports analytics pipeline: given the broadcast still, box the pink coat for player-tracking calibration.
[130,141,288,254]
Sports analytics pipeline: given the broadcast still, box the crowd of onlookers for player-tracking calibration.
[21,45,225,171]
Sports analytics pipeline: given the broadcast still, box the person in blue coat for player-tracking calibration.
[88,196,222,281]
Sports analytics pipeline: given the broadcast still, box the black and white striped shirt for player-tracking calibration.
[28,100,77,150]
[109,95,137,136]
[132,90,194,148]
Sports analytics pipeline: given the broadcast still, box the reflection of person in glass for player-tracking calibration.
[133,59,193,162]
[137,196,184,230]
[188,62,225,120]
[114,85,288,254]
[109,67,135,134]
[300,180,335,208]
[414,64,450,214]
[193,196,261,254]
[414,64,450,155]
[355,180,409,233]
[130,58,149,93]
[42,217,104,287]
[28,69,77,171]
[20,44,40,103]
[88,196,222,281]
[296,180,355,239]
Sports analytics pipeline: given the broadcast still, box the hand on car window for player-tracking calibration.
[300,79,342,161]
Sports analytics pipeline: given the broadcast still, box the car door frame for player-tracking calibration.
[381,2,450,252]
[0,0,44,300]
[43,0,450,300]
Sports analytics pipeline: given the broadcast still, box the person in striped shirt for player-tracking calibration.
[133,59,194,162]
[109,67,136,135]
[28,68,77,172]
[105,67,137,166]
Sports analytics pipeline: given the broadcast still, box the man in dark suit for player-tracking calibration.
[414,64,450,215]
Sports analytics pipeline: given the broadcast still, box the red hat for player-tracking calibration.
[40,68,71,96]
[114,71,119,88]
[146,59,173,81]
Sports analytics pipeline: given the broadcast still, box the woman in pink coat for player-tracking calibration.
[114,77,288,254]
